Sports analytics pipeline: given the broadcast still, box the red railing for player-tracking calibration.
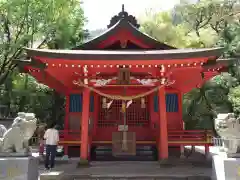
[59,130,80,139]
[168,130,212,145]
[57,129,212,146]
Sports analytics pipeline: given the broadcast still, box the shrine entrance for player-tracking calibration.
[93,96,155,160]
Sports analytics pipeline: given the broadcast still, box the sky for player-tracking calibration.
[82,0,180,30]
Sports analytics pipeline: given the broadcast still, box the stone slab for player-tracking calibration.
[0,152,30,157]
[0,156,38,180]
[212,154,240,180]
[39,171,64,180]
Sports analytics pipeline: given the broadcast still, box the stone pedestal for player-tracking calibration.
[212,154,240,180]
[39,171,64,180]
[0,156,38,180]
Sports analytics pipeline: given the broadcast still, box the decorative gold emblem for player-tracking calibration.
[120,40,128,49]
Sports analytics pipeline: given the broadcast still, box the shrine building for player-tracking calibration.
[16,6,230,161]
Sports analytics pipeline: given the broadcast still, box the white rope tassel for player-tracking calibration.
[107,100,114,109]
[102,98,107,108]
[126,100,133,108]
[141,98,146,108]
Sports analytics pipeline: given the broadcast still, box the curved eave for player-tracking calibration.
[13,58,46,72]
[202,58,237,70]
[216,58,237,66]
[24,47,224,61]
[74,19,175,50]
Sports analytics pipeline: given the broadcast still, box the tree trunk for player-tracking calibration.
[18,75,29,112]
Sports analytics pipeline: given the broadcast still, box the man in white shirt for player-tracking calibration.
[44,123,59,170]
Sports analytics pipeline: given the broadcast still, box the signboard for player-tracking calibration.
[118,125,128,131]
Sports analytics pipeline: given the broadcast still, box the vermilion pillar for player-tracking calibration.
[80,88,90,160]
[158,86,169,159]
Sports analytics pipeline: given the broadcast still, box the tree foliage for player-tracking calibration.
[0,0,86,83]
[140,0,240,132]
[0,0,86,124]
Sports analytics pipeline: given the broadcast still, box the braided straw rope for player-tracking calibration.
[73,80,175,101]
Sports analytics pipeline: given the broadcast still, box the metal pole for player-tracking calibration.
[122,87,127,151]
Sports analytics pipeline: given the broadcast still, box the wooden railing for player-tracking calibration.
[59,130,80,139]
[55,129,212,146]
[168,130,212,145]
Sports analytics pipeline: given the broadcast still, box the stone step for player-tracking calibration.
[39,171,64,180]
[64,175,211,180]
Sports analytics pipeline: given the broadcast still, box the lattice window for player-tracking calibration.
[98,99,122,127]
[153,93,179,112]
[98,97,149,127]
[126,98,149,127]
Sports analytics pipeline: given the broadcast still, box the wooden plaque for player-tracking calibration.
[112,132,136,156]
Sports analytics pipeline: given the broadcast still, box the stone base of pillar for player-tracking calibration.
[158,158,169,164]
[180,154,186,159]
[77,159,90,168]
[180,146,185,159]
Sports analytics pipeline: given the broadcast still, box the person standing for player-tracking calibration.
[44,123,59,170]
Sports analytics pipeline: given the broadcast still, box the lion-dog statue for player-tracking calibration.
[0,112,37,154]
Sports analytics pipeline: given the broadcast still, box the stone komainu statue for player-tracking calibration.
[215,113,240,155]
[0,112,37,153]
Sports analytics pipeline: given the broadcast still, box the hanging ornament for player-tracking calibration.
[121,101,126,113]
[102,98,107,108]
[160,65,165,73]
[141,98,146,108]
[120,40,128,49]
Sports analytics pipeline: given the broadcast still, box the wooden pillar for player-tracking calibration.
[158,86,168,160]
[80,88,90,160]
[93,93,99,137]
[205,145,209,158]
[64,94,70,156]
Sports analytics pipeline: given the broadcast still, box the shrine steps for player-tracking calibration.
[93,146,157,161]
[68,146,181,161]
[66,175,211,180]
[58,160,211,180]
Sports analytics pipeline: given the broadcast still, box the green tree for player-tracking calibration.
[0,0,86,85]
[0,0,86,123]
[140,0,240,132]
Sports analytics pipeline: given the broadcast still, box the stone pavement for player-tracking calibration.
[38,160,212,180]
[36,146,215,180]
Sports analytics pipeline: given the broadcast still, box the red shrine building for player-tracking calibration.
[17,6,229,161]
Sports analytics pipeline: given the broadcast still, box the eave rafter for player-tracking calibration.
[24,68,67,94]
[22,58,227,89]
[14,47,234,93]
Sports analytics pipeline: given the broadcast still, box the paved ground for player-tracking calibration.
[37,146,217,180]
[38,159,212,179]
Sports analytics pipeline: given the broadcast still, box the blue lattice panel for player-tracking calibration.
[154,93,179,112]
[69,94,94,113]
